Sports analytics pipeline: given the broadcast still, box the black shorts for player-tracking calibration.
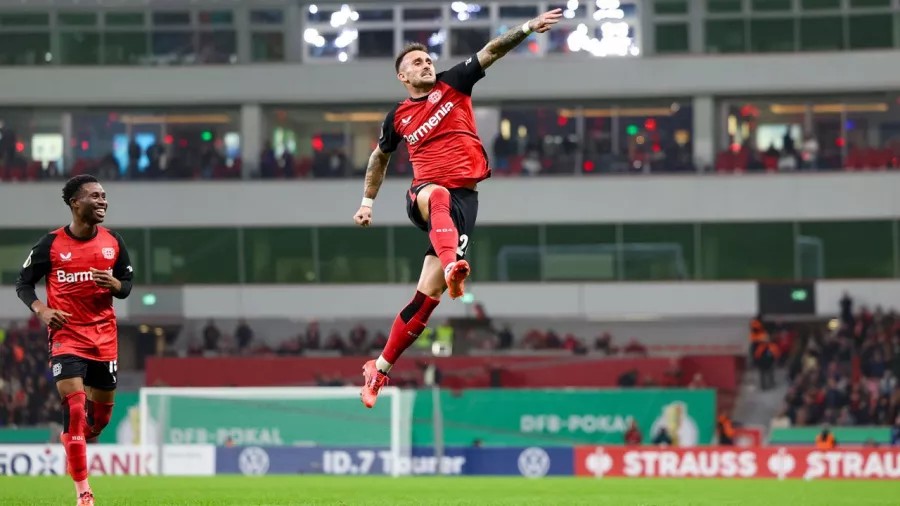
[405,182,479,260]
[51,354,118,391]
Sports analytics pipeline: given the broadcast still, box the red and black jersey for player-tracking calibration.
[379,54,491,189]
[15,225,134,362]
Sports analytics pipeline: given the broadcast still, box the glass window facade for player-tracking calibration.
[0,2,649,67]
[2,221,895,285]
[715,94,900,172]
[653,0,900,54]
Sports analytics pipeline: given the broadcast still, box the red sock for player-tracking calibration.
[381,291,440,367]
[85,400,114,442]
[427,187,459,269]
[62,391,88,482]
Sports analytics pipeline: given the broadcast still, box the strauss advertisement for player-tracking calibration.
[574,447,900,480]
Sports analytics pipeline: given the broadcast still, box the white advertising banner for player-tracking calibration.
[0,444,215,477]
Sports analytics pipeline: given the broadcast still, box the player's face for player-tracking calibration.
[74,182,108,224]
[399,51,436,88]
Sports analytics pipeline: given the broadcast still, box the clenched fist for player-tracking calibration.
[353,205,373,227]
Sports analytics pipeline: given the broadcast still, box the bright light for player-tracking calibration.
[594,8,624,20]
[338,52,348,62]
[309,4,318,14]
[567,0,579,10]
[304,28,326,47]
[45,52,52,62]
[596,0,620,7]
[451,2,482,18]
[428,30,447,47]
[564,9,576,18]
[566,21,639,57]
[330,4,358,27]
[334,29,358,48]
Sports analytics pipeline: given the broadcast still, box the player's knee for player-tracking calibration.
[62,391,87,435]
[428,186,451,208]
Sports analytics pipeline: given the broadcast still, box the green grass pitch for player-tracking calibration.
[3,476,899,505]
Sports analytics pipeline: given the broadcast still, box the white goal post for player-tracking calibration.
[139,386,413,477]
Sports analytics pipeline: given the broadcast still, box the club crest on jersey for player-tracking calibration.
[428,90,442,104]
[102,247,115,260]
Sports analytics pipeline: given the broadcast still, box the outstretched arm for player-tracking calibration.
[476,8,562,70]
[364,147,390,200]
[353,147,391,227]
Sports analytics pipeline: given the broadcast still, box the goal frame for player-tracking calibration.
[138,386,406,477]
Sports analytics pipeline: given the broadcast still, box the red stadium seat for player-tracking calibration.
[715,151,733,173]
[25,162,40,180]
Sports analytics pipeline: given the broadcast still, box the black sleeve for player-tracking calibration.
[111,231,134,299]
[378,106,402,154]
[437,54,486,96]
[15,233,56,311]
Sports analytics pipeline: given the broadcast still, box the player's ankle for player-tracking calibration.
[75,479,91,495]
[375,355,393,374]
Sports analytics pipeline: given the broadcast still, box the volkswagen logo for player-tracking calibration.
[238,446,270,476]
[517,447,551,478]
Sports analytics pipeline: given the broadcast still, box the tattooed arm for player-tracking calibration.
[476,8,562,70]
[363,148,390,200]
[354,106,400,227]
[353,148,390,227]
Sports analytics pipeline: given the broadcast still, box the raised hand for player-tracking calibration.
[528,8,563,34]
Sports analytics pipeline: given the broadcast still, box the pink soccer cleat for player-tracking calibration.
[78,491,95,506]
[360,360,389,409]
[444,260,470,300]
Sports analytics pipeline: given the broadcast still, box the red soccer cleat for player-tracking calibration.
[78,491,95,506]
[360,360,389,409]
[444,260,470,300]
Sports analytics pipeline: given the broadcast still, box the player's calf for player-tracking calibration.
[84,400,114,442]
[61,391,92,498]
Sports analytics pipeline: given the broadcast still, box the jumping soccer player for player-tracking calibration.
[15,174,133,506]
[353,9,562,407]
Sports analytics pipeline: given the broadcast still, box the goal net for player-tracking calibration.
[139,386,414,477]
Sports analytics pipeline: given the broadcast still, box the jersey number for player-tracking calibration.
[457,234,469,257]
[22,250,33,268]
[108,360,118,383]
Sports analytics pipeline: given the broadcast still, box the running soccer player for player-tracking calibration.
[15,174,133,506]
[353,9,563,407]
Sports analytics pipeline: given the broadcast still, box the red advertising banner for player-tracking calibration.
[574,446,900,480]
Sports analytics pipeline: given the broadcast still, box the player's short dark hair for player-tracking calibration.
[62,174,99,208]
[395,43,429,73]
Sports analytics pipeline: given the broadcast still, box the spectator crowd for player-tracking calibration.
[769,294,900,429]
[0,316,61,428]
